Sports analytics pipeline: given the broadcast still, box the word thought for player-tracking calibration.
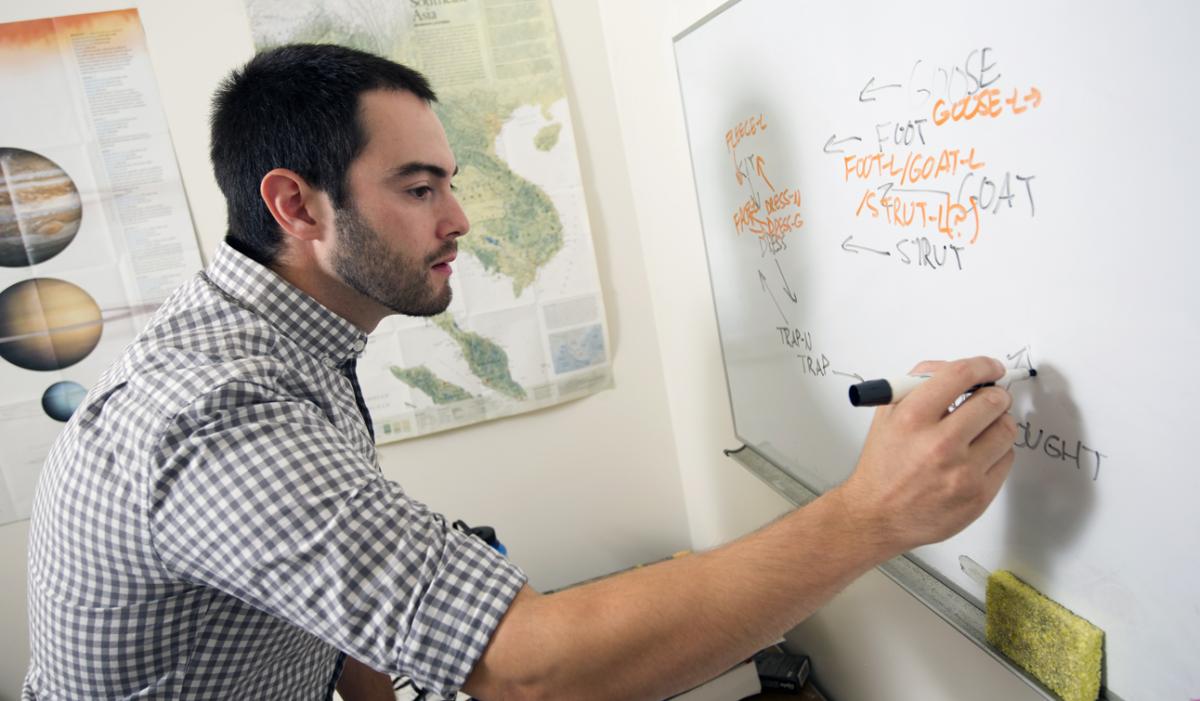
[1015,419,1108,481]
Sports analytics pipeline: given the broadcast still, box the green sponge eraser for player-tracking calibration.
[986,570,1104,701]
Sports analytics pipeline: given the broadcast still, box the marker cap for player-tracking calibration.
[849,379,892,407]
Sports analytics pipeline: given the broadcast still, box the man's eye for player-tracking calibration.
[408,186,433,199]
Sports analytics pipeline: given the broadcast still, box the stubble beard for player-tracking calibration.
[332,204,453,317]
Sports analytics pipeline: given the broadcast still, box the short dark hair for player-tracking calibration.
[210,43,437,265]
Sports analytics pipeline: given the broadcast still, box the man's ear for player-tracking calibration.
[260,168,333,244]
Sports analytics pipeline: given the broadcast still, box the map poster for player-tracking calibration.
[245,0,614,442]
[0,10,202,524]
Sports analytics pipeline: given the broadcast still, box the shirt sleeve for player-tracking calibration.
[146,379,526,698]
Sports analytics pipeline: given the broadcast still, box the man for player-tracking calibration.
[24,44,1016,700]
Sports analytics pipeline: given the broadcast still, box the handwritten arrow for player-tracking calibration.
[859,76,901,102]
[753,154,775,191]
[775,259,797,303]
[758,270,790,326]
[735,155,763,205]
[841,235,891,256]
[889,185,950,197]
[734,156,749,185]
[832,370,864,382]
[823,133,863,154]
[1006,345,1036,371]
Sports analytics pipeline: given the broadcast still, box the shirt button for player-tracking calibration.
[322,355,337,368]
[352,339,366,352]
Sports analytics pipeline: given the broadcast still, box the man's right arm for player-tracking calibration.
[464,356,1018,701]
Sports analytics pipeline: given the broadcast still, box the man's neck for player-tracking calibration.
[268,257,387,334]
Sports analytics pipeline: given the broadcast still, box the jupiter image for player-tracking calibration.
[0,147,83,267]
[0,278,102,371]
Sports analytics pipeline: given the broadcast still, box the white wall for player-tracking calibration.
[593,2,1048,700]
[0,1,692,696]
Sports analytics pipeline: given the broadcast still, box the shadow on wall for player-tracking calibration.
[1002,361,1098,581]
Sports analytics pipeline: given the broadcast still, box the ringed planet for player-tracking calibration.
[0,278,103,371]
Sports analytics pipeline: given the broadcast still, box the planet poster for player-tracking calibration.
[0,148,82,268]
[0,10,201,525]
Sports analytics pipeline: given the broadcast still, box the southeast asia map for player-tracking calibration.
[244,0,613,441]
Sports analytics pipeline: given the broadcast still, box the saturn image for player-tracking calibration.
[0,147,83,268]
[0,278,102,371]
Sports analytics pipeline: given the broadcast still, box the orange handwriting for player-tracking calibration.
[842,148,985,186]
[855,187,981,244]
[726,113,768,152]
[733,196,762,235]
[764,187,802,215]
[932,86,1041,126]
[728,145,804,241]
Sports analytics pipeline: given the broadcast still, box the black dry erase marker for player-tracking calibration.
[849,368,1037,407]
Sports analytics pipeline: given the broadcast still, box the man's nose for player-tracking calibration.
[441,192,470,239]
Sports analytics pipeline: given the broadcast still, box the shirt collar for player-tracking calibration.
[204,240,369,366]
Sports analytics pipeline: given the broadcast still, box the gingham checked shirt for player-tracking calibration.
[24,240,526,700]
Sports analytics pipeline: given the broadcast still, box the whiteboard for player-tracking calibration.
[674,2,1199,699]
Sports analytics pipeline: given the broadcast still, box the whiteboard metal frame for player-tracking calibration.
[726,444,1120,701]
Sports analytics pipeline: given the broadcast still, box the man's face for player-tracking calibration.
[331,203,452,317]
[332,89,469,317]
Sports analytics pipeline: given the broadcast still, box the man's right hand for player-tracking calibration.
[833,356,1018,556]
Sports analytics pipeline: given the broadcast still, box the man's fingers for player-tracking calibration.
[945,386,1012,446]
[965,410,1018,471]
[909,359,948,375]
[901,356,1006,422]
[980,447,1016,500]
